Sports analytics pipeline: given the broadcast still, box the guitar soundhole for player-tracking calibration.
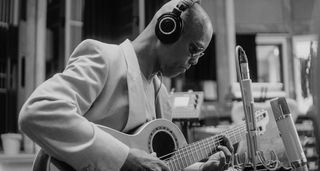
[152,131,175,160]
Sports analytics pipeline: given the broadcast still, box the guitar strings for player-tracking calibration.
[160,111,266,163]
[162,111,267,170]
[165,134,244,170]
[162,126,247,170]
[162,122,246,159]
[160,124,246,161]
[161,124,247,164]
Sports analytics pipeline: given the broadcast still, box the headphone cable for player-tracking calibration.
[155,71,163,99]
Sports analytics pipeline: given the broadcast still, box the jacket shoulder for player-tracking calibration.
[68,39,122,63]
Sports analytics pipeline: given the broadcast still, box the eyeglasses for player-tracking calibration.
[188,43,205,64]
[190,51,205,58]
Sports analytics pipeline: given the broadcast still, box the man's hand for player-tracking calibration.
[200,136,234,171]
[121,148,170,171]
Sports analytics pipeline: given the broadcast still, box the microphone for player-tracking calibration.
[238,46,250,80]
[236,46,253,107]
[235,45,258,168]
[270,97,308,171]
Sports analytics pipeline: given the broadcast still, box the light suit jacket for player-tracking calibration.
[19,39,172,171]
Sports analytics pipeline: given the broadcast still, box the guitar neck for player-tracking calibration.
[165,122,246,171]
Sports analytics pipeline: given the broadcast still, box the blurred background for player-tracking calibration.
[0,0,319,170]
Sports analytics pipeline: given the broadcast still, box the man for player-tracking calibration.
[19,0,233,170]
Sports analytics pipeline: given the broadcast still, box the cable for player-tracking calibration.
[155,71,163,99]
[155,72,162,119]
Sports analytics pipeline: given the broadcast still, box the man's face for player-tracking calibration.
[159,30,212,78]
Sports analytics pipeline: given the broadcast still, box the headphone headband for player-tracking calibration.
[176,0,198,13]
[155,0,199,44]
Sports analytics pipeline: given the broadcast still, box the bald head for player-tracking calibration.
[152,0,213,43]
[182,4,213,49]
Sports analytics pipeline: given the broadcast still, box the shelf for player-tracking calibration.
[0,153,35,163]
[295,116,320,171]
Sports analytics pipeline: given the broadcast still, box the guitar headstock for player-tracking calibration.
[255,109,269,136]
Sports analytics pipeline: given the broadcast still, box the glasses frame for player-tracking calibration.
[188,43,205,64]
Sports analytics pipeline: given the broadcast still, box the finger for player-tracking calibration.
[146,166,161,171]
[218,146,232,158]
[208,151,225,163]
[216,150,231,170]
[151,159,170,171]
[158,160,171,171]
[223,136,234,153]
[217,151,226,168]
[144,160,169,171]
[151,152,157,158]
[207,151,226,169]
[218,145,232,164]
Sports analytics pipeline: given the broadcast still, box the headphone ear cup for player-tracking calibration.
[155,12,182,44]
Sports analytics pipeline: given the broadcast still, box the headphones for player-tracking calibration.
[155,0,198,44]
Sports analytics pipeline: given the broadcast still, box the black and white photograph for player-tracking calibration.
[0,0,319,171]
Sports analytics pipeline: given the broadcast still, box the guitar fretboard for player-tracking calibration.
[164,122,247,171]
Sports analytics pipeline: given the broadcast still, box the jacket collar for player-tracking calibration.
[120,40,147,132]
[120,40,172,132]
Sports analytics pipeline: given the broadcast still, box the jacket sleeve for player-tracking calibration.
[19,39,129,171]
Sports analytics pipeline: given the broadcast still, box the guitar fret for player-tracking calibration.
[228,129,232,139]
[193,142,201,161]
[185,144,193,166]
[236,125,244,142]
[197,142,203,161]
[236,126,241,142]
[168,162,173,171]
[229,125,240,144]
[238,125,245,141]
[199,141,204,159]
[237,126,241,142]
[214,135,221,149]
[177,149,184,168]
[205,139,210,156]
[181,148,188,168]
[176,151,183,169]
[172,160,178,171]
[233,128,238,143]
[205,138,212,155]
[167,161,175,171]
[200,139,208,158]
[209,137,214,153]
[226,129,233,144]
[212,135,219,149]
[236,126,243,141]
[191,144,197,165]
[240,125,246,138]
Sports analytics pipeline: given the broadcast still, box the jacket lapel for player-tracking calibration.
[120,40,146,132]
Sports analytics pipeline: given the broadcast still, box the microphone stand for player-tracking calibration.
[235,46,258,171]
[235,46,281,171]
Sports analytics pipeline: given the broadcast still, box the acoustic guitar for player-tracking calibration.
[33,110,269,171]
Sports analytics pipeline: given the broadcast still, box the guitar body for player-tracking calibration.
[33,119,188,171]
[99,119,188,156]
[33,111,269,171]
